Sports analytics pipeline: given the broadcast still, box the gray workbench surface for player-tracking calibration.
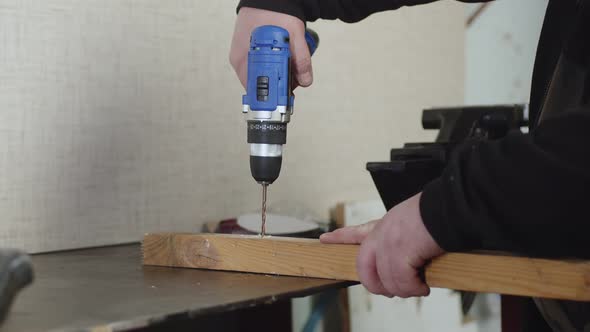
[1,244,350,332]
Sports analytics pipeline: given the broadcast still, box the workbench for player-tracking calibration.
[1,244,351,332]
[4,241,589,332]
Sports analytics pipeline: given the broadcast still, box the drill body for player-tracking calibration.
[242,25,318,184]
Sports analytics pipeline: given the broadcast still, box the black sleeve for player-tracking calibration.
[420,109,590,259]
[237,0,491,23]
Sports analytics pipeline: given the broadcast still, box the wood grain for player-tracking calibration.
[426,253,590,301]
[143,233,360,281]
[143,233,590,301]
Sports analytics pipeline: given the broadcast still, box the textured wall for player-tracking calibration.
[0,1,464,253]
[465,0,548,104]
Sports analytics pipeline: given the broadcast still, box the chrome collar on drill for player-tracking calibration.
[250,144,283,157]
[242,105,292,123]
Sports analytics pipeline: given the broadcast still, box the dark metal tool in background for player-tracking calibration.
[367,104,527,211]
[0,249,34,325]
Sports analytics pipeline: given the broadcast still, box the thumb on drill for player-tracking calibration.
[291,31,313,87]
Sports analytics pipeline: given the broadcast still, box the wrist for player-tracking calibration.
[237,1,306,22]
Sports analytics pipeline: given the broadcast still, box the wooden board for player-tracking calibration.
[142,233,590,301]
[143,233,359,280]
[426,253,590,301]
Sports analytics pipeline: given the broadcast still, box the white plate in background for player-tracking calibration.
[237,213,318,235]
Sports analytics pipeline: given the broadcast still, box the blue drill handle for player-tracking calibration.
[242,25,319,113]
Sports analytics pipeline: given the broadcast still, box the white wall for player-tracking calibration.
[465,0,548,105]
[0,1,464,253]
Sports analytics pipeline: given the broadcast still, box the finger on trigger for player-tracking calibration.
[290,31,313,87]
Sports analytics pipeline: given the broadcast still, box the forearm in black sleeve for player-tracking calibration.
[237,0,491,23]
[420,109,590,259]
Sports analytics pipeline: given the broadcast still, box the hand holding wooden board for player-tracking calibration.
[142,233,590,301]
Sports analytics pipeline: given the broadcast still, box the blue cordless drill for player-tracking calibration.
[242,25,318,235]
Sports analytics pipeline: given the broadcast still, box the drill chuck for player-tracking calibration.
[250,154,282,184]
[247,124,285,184]
[247,120,286,183]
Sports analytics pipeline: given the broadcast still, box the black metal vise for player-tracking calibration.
[367,104,528,210]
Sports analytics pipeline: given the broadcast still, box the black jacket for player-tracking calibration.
[236,0,590,329]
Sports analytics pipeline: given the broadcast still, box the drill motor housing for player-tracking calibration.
[242,25,318,185]
[243,26,293,184]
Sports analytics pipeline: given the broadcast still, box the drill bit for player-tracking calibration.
[261,183,268,237]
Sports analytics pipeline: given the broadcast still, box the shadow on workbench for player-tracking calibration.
[130,300,291,332]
